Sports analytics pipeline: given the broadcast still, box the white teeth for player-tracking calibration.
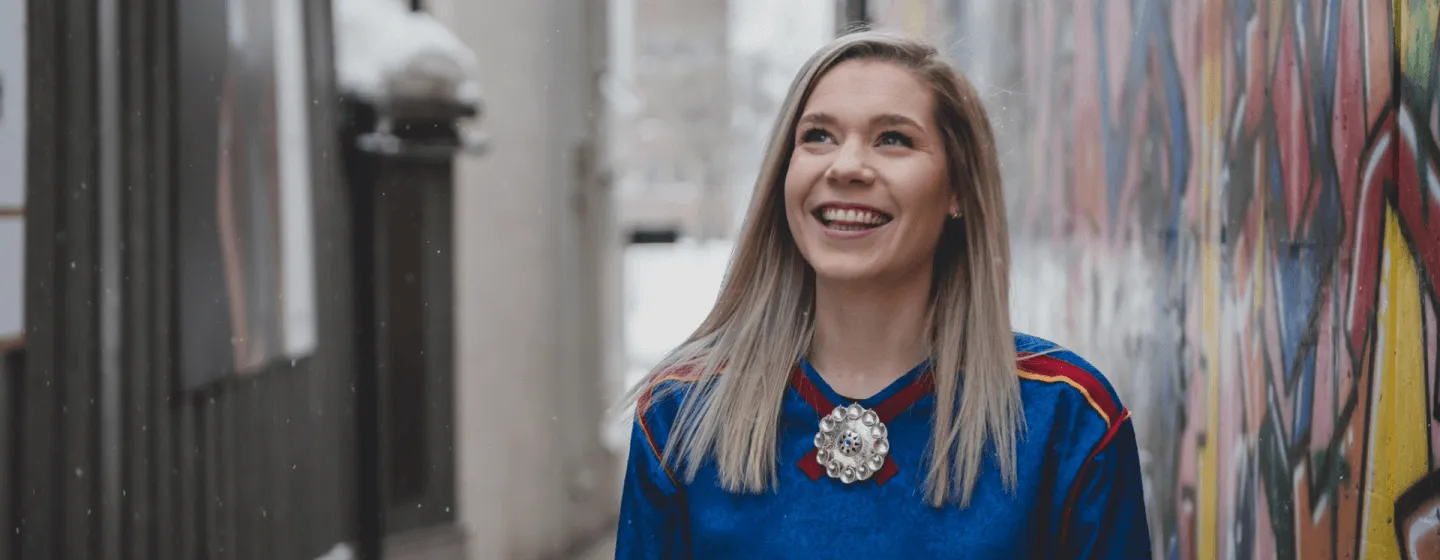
[820,207,888,225]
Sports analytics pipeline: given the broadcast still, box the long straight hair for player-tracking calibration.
[625,30,1022,508]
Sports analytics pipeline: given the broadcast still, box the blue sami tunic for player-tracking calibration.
[616,333,1151,559]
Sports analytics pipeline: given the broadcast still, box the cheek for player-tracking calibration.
[900,206,949,257]
[783,156,821,221]
[894,164,952,222]
[893,166,952,250]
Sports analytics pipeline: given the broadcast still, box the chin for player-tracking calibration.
[807,254,887,285]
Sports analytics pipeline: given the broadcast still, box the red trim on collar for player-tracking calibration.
[1016,352,1121,426]
[790,366,935,486]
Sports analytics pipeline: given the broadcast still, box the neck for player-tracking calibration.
[808,268,933,398]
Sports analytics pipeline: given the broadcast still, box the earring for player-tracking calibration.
[949,211,961,220]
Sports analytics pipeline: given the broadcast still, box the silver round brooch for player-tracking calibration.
[812,403,890,484]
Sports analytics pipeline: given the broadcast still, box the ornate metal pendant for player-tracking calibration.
[812,403,891,484]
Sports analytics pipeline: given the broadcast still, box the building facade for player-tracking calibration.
[7,0,373,557]
[4,0,489,558]
[612,0,732,241]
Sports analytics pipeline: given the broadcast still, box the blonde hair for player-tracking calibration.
[626,30,1022,508]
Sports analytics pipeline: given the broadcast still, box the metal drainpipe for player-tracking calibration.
[96,0,123,555]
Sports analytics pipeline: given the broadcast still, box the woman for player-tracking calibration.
[616,30,1150,558]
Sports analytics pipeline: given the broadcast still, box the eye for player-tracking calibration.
[877,131,914,148]
[800,127,834,144]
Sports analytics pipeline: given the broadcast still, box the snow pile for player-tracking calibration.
[603,239,734,453]
[622,239,735,390]
[314,543,353,560]
[332,0,481,106]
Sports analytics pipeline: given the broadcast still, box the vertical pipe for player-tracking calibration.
[17,0,57,554]
[837,0,868,35]
[96,0,123,556]
[59,0,102,555]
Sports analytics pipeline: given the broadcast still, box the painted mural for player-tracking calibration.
[989,1,1440,558]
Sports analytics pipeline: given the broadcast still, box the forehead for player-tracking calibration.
[801,59,934,123]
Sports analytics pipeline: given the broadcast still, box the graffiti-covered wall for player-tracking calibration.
[952,1,1440,558]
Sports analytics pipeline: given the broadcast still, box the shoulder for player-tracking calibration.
[633,362,712,452]
[629,363,711,490]
[635,362,709,419]
[1012,332,1129,432]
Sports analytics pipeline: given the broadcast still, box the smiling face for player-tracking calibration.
[783,59,957,287]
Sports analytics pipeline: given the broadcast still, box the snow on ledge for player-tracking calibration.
[332,0,482,107]
[314,543,354,560]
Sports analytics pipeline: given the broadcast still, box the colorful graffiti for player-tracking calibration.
[992,0,1440,558]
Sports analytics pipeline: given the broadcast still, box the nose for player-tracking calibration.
[824,139,874,185]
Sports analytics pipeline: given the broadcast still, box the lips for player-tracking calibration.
[812,204,893,231]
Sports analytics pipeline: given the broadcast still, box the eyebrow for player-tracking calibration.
[796,112,926,131]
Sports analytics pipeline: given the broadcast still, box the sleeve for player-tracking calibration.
[614,406,688,559]
[1059,413,1153,559]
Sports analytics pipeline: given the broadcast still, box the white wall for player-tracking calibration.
[429,0,619,558]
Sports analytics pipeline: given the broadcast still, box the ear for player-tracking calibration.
[948,197,961,218]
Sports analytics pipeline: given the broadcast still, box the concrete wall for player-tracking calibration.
[428,1,620,558]
[943,1,1439,558]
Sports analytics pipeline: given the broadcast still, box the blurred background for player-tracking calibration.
[1,0,1438,559]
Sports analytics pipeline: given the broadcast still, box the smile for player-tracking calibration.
[813,204,893,232]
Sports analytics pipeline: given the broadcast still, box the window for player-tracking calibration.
[0,0,24,355]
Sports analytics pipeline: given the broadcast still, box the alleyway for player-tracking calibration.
[4,0,1440,558]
